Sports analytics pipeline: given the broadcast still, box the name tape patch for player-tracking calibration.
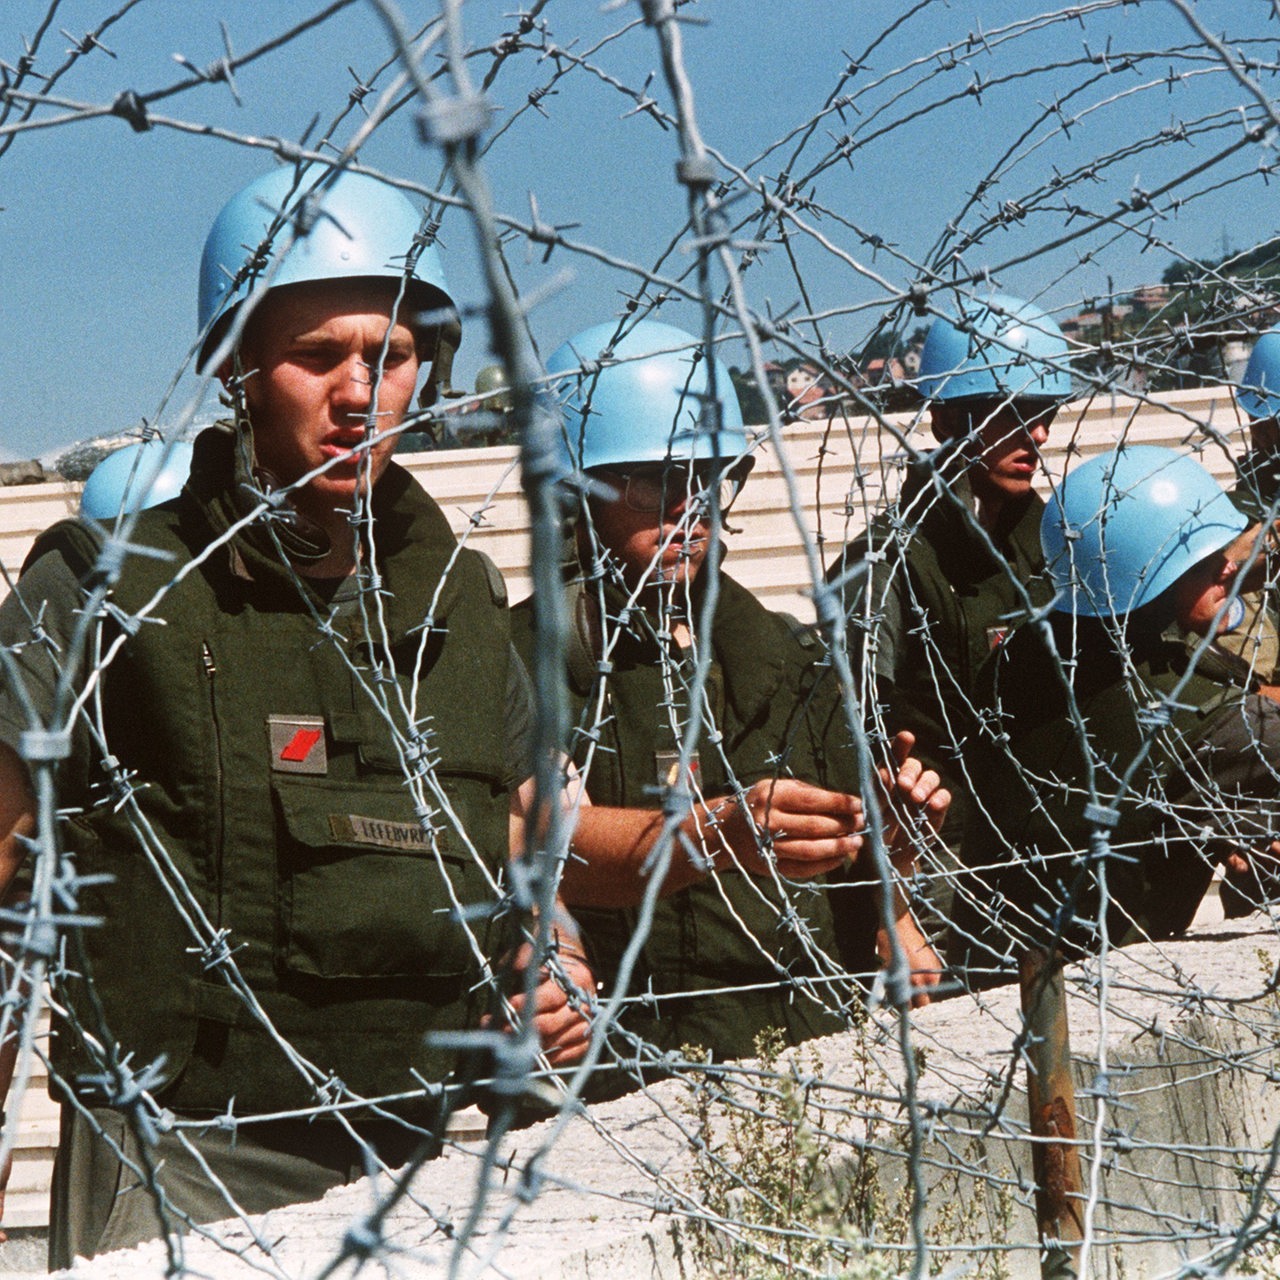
[329,813,434,853]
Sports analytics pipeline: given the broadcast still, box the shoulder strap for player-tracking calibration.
[565,580,599,695]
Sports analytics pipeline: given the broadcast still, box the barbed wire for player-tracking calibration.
[6,2,1280,1277]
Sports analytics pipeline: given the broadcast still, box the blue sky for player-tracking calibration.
[1,0,1276,460]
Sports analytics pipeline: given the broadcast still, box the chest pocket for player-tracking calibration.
[273,776,494,981]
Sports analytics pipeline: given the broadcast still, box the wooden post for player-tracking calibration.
[1019,948,1084,1279]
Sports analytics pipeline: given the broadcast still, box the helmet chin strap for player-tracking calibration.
[242,466,332,567]
[418,317,465,410]
[408,317,466,447]
[226,381,332,567]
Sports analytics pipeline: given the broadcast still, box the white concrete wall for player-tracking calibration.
[35,915,1280,1280]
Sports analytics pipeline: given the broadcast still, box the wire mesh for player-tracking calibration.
[4,2,1280,1277]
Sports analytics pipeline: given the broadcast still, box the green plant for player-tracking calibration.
[680,1027,1018,1278]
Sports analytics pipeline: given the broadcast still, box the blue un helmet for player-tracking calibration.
[1237,327,1280,423]
[1042,445,1248,618]
[547,320,750,474]
[197,165,458,388]
[917,292,1073,405]
[80,440,195,521]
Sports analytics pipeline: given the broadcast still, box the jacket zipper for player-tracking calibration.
[201,641,225,927]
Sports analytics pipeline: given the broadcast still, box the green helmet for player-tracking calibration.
[475,363,513,411]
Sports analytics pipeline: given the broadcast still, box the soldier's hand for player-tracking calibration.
[1223,839,1280,891]
[709,777,865,880]
[486,941,594,1069]
[878,731,950,861]
[878,910,943,1009]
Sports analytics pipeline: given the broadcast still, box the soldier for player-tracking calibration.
[511,319,948,1078]
[829,292,1073,933]
[1148,330,1280,732]
[0,166,590,1261]
[1235,325,1280,520]
[1191,328,1280,694]
[78,439,196,521]
[948,446,1280,986]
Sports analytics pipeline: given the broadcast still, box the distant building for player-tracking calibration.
[1061,310,1103,342]
[762,361,789,408]
[1131,283,1170,312]
[785,360,832,421]
[863,356,906,385]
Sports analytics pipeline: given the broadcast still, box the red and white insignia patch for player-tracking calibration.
[267,715,328,775]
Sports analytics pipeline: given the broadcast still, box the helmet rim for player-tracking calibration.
[547,320,750,476]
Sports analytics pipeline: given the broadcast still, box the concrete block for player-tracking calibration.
[50,915,1280,1279]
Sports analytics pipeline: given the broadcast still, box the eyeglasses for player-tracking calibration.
[597,463,747,515]
[952,399,1059,437]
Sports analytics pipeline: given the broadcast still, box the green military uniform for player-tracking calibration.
[1234,447,1280,523]
[1207,446,1280,918]
[831,453,1054,924]
[0,423,523,1261]
[1216,449,1280,687]
[511,570,872,1070]
[1170,596,1280,697]
[948,613,1280,987]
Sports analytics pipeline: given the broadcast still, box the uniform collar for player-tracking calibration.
[184,421,462,632]
[572,564,789,723]
[901,450,1043,561]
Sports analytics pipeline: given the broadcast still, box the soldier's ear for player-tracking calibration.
[929,403,959,444]
[215,331,247,390]
[216,334,258,396]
